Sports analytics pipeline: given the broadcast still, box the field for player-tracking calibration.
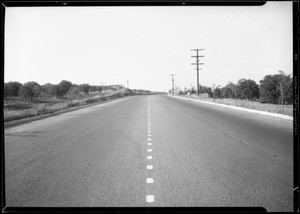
[180,94,293,117]
[4,89,131,122]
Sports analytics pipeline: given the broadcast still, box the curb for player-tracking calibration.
[4,95,132,129]
[168,95,293,121]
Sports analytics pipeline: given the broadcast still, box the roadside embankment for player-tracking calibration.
[4,90,133,129]
[168,94,293,120]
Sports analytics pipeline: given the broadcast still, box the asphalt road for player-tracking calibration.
[4,95,293,211]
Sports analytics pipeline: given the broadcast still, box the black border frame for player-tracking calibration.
[1,0,298,213]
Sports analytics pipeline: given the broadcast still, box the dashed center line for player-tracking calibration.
[146,96,155,203]
[147,165,153,169]
[146,195,154,203]
[146,178,154,183]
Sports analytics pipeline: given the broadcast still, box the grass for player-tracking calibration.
[179,94,293,117]
[4,89,132,122]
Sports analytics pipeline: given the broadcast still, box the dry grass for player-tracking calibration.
[180,95,293,117]
[4,90,132,122]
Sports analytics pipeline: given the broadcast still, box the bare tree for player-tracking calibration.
[212,83,221,102]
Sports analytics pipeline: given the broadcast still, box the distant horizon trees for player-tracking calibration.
[170,70,293,105]
[4,81,22,98]
[4,80,156,101]
[5,71,293,105]
[19,81,42,102]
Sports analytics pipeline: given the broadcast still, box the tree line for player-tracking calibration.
[4,80,103,102]
[177,71,293,105]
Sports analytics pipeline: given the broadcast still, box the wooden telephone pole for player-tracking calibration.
[170,74,176,94]
[191,49,204,95]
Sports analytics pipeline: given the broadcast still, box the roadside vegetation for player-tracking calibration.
[173,71,293,116]
[4,80,159,122]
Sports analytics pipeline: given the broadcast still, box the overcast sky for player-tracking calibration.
[5,2,293,92]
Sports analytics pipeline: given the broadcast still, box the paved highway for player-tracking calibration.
[5,95,293,211]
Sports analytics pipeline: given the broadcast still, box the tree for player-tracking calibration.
[236,78,259,100]
[42,83,55,96]
[199,85,212,94]
[190,86,197,94]
[78,84,91,94]
[4,81,22,97]
[178,90,185,95]
[90,85,102,93]
[212,83,221,101]
[220,87,231,99]
[259,71,292,104]
[58,80,72,96]
[51,84,64,98]
[227,82,237,99]
[214,88,221,98]
[67,86,79,104]
[19,82,42,102]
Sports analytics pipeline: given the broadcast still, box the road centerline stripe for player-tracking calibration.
[146,195,154,203]
[146,178,154,183]
[147,165,153,169]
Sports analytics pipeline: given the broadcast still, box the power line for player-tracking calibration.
[169,74,175,95]
[191,49,204,95]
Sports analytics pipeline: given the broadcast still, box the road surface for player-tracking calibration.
[5,95,293,211]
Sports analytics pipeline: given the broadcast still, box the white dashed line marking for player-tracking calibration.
[146,97,155,203]
[147,165,153,169]
[146,195,154,203]
[146,178,154,183]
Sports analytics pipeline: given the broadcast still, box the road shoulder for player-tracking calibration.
[168,95,293,121]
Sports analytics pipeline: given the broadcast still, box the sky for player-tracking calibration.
[5,2,293,92]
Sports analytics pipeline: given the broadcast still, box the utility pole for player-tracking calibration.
[127,79,129,89]
[191,49,204,95]
[279,82,284,113]
[170,74,175,94]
